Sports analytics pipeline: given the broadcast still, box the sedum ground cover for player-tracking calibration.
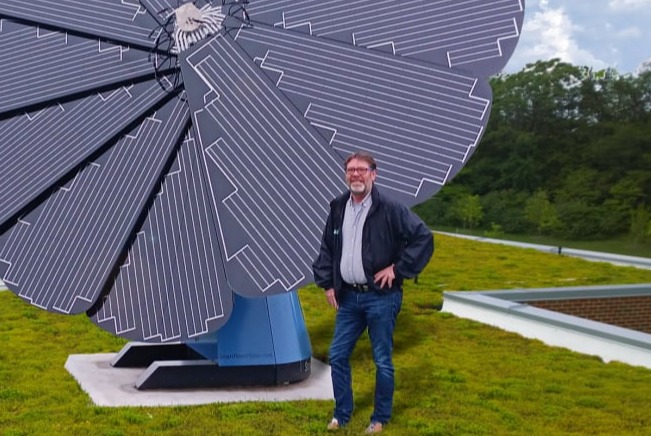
[2,234,651,435]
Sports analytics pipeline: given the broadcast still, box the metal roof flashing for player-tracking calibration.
[442,284,651,369]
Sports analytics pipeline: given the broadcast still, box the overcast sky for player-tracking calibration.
[504,0,651,74]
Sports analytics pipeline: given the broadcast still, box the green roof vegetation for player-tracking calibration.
[2,234,651,435]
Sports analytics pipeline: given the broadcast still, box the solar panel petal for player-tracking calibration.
[181,33,346,297]
[246,0,525,75]
[0,0,160,49]
[233,23,492,206]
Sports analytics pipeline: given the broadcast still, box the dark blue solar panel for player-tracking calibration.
[0,91,187,314]
[0,20,161,114]
[233,22,492,206]
[0,79,172,230]
[90,129,233,342]
[0,0,160,49]
[180,33,345,297]
[246,0,525,76]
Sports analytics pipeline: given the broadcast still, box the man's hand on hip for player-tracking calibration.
[374,264,395,289]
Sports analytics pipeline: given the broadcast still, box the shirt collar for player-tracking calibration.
[348,190,373,209]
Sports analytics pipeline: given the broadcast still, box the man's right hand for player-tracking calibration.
[325,288,338,310]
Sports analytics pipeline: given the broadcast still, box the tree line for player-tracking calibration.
[414,59,651,242]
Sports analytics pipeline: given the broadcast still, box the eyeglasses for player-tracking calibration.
[345,167,373,176]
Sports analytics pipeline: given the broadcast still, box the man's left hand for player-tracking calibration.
[374,264,395,289]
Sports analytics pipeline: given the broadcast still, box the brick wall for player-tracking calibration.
[528,296,651,334]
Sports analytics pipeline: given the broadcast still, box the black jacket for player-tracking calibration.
[313,186,434,300]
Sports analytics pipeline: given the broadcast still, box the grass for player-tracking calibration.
[2,234,651,435]
[434,226,651,259]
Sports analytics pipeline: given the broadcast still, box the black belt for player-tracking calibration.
[345,283,370,292]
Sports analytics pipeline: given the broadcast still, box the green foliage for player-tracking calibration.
[630,205,650,243]
[524,190,561,235]
[484,223,505,239]
[554,168,606,205]
[413,184,471,227]
[480,190,529,233]
[554,200,605,240]
[433,59,651,241]
[2,235,651,435]
[451,194,483,229]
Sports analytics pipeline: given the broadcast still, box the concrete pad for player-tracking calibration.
[65,354,333,407]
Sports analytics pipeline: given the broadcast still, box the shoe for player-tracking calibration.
[365,422,383,433]
[327,418,340,430]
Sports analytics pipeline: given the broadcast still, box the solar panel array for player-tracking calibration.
[0,0,524,342]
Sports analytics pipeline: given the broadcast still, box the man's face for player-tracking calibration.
[345,158,376,198]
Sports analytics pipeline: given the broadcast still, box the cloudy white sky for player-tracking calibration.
[504,0,651,74]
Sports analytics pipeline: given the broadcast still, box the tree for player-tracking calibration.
[525,190,561,235]
[555,200,604,240]
[414,184,471,227]
[452,194,483,229]
[630,205,650,244]
[480,190,529,233]
[554,168,605,205]
[433,60,651,241]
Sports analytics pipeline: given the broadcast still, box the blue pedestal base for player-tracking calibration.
[111,291,313,389]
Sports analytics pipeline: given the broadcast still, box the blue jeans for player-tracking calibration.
[329,289,403,425]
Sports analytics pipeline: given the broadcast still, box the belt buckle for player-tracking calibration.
[355,284,368,292]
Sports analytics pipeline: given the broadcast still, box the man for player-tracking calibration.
[313,151,434,433]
